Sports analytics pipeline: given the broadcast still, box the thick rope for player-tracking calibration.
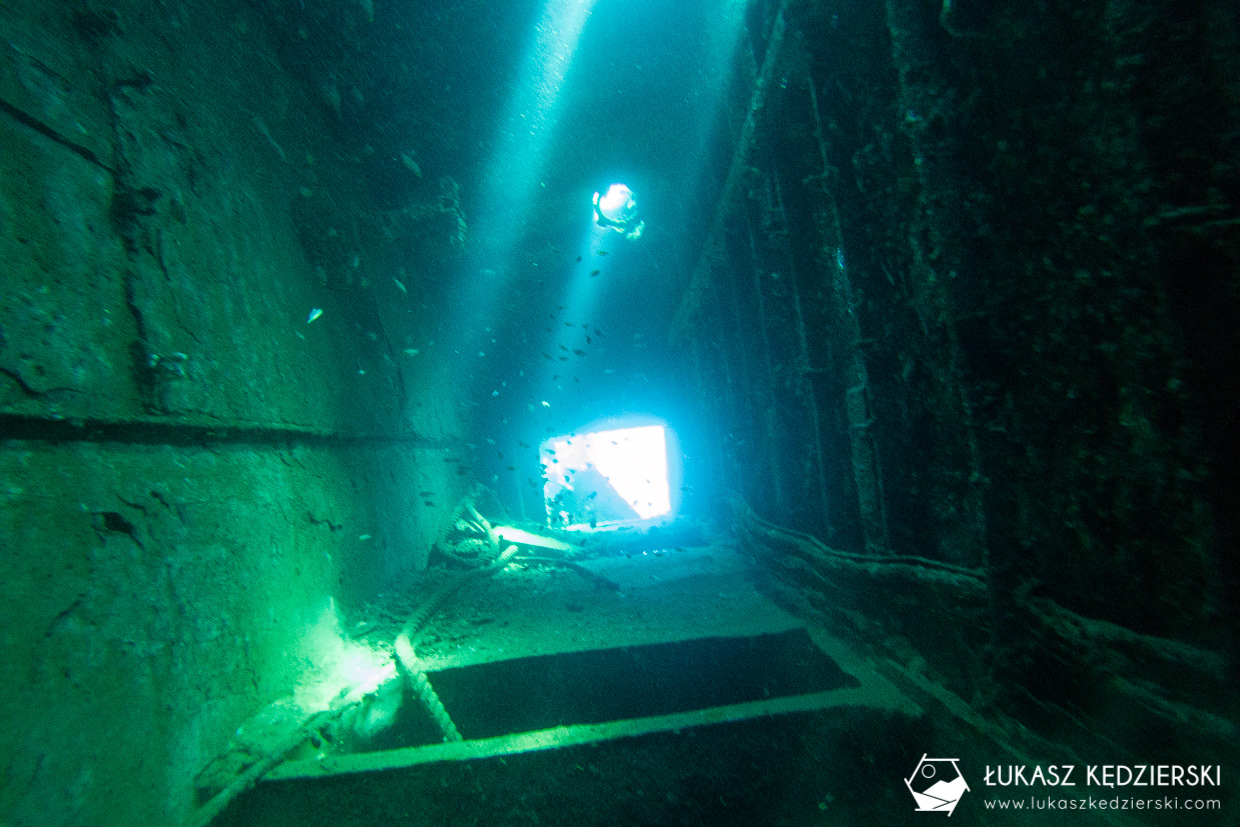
[394,544,521,741]
[190,539,519,819]
[190,707,338,826]
[397,633,462,742]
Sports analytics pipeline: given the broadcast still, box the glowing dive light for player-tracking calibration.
[593,183,645,240]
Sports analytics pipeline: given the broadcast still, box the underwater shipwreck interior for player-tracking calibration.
[2,0,1238,824]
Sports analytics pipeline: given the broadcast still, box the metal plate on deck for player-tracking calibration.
[210,548,925,826]
[214,627,923,827]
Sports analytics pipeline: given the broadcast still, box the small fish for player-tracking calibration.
[392,277,407,293]
[418,490,434,496]
[576,255,582,262]
[518,440,530,449]
[573,349,587,356]
[307,308,324,323]
[597,250,609,256]
[590,269,601,277]
[586,336,592,344]
[359,534,372,541]
[404,348,420,356]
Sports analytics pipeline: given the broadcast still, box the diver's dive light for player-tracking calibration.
[593,183,644,239]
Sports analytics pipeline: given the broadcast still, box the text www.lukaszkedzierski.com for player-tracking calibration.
[984,796,1221,811]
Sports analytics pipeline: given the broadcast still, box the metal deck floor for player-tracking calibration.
[212,546,926,826]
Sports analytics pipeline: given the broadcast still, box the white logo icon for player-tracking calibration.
[906,754,969,816]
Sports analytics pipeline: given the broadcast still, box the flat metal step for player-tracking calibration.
[424,628,857,740]
[210,549,925,825]
[214,627,922,826]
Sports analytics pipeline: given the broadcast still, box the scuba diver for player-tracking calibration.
[593,183,646,240]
